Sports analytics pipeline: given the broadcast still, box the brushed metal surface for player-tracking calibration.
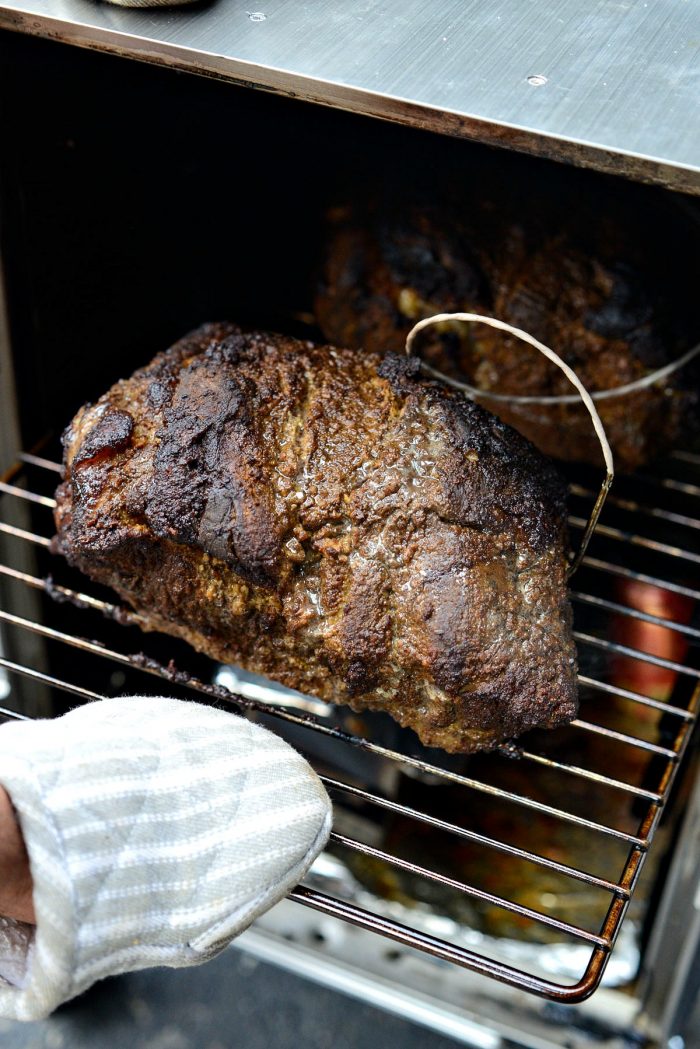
[0,2,698,180]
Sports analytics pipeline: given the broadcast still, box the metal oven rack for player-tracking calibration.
[0,448,699,1005]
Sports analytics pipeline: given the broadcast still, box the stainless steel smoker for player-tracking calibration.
[0,3,699,1046]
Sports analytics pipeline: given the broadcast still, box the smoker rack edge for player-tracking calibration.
[1,450,699,1004]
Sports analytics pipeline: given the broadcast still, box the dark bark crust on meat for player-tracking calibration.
[314,199,699,471]
[54,324,577,753]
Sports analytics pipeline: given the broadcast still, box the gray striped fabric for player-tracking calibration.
[0,696,332,1021]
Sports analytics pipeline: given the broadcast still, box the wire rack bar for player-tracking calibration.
[580,555,700,601]
[0,564,145,623]
[288,886,610,1003]
[568,483,700,532]
[634,475,700,499]
[18,453,62,474]
[0,605,650,845]
[576,675,692,721]
[328,831,611,946]
[320,777,629,895]
[0,522,52,549]
[1,450,698,1005]
[569,719,677,758]
[0,705,31,722]
[569,515,700,565]
[0,656,103,703]
[570,591,700,640]
[0,481,56,508]
[510,750,662,800]
[574,632,700,679]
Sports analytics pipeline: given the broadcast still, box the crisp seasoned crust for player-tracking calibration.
[314,199,699,470]
[54,325,577,753]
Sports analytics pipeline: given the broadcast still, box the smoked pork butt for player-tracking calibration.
[54,324,577,753]
[315,197,699,471]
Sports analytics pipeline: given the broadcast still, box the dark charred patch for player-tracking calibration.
[145,343,283,588]
[73,408,134,468]
[377,352,422,393]
[54,324,577,755]
[314,188,698,471]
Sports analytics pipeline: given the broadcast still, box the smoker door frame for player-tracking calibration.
[0,0,699,194]
[0,269,51,718]
[636,748,700,1045]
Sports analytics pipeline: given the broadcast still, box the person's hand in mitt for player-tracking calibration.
[0,696,332,1021]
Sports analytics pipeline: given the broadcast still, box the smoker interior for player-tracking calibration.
[1,29,700,1040]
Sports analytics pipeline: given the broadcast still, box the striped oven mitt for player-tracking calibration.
[0,696,332,1021]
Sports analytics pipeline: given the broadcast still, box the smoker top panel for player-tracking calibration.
[0,1,698,191]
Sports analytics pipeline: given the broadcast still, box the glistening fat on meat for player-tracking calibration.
[53,323,577,753]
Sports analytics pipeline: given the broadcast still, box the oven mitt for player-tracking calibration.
[0,695,332,1022]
